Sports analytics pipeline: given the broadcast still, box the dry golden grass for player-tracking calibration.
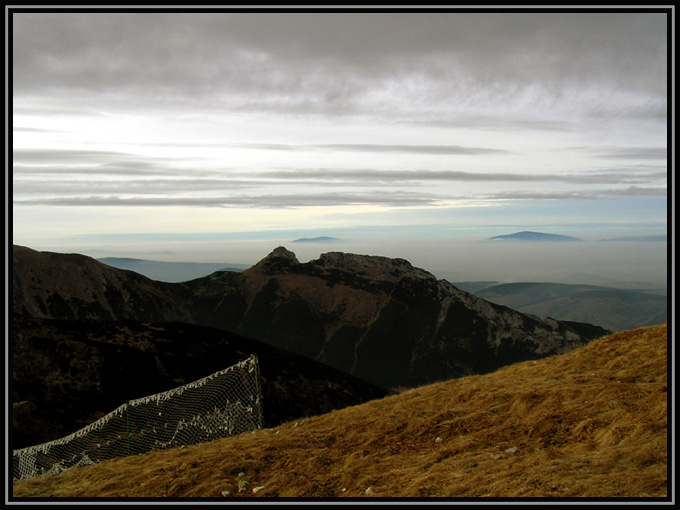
[12,324,669,499]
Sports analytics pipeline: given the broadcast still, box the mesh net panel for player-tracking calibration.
[13,354,263,481]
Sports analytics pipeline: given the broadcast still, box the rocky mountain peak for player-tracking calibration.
[269,246,300,262]
[248,246,300,274]
[312,251,435,282]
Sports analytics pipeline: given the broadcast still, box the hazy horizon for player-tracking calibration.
[15,233,668,290]
[10,9,670,289]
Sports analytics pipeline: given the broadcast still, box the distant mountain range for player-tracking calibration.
[489,231,583,242]
[292,236,342,243]
[488,230,667,243]
[457,282,667,332]
[97,257,248,283]
[598,234,667,242]
[92,231,666,284]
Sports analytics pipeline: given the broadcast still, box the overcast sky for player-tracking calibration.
[9,8,670,282]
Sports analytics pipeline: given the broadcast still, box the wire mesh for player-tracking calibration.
[13,354,263,481]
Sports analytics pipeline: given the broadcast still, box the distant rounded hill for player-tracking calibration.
[291,237,341,243]
[489,231,583,242]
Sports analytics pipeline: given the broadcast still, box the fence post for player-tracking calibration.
[252,354,264,430]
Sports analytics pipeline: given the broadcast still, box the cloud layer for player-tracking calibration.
[11,9,669,257]
[13,12,667,98]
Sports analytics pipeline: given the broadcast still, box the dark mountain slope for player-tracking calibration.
[11,315,390,449]
[12,245,192,322]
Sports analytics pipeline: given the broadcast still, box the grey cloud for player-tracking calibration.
[12,126,59,133]
[485,190,601,201]
[261,168,663,186]
[486,185,666,201]
[13,164,173,177]
[14,158,663,190]
[585,101,668,121]
[12,177,265,195]
[14,169,666,208]
[602,186,668,197]
[12,100,113,117]
[12,11,668,114]
[595,147,667,160]
[13,151,665,204]
[13,190,442,209]
[412,117,576,132]
[13,148,134,164]
[321,144,511,155]
[12,148,206,177]
[236,143,512,156]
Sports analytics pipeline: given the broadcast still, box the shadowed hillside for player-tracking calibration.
[12,245,191,322]
[11,324,668,499]
[11,316,389,448]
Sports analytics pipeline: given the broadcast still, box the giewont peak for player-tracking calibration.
[249,247,300,273]
[268,246,299,262]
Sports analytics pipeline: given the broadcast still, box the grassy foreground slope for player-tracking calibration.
[12,324,668,499]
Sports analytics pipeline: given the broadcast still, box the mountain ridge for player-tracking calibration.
[12,244,610,390]
[183,246,611,387]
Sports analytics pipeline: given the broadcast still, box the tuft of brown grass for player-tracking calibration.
[12,324,668,499]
